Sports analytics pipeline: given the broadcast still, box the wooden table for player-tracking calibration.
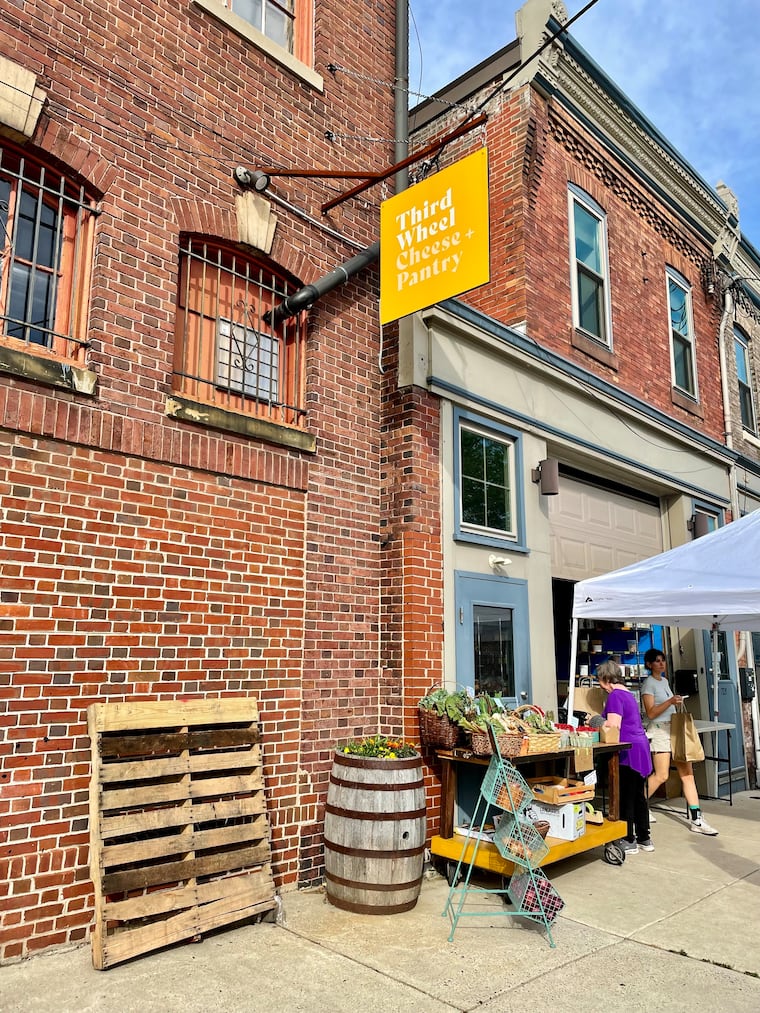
[430,743,629,879]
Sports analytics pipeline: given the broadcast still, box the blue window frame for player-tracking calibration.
[454,408,526,550]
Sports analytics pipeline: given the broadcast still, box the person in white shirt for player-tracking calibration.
[641,648,718,835]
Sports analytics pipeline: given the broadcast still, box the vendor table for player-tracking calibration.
[430,743,629,878]
[694,720,735,805]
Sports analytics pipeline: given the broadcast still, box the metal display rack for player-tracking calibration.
[442,740,564,947]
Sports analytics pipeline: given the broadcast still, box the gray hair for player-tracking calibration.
[596,660,625,685]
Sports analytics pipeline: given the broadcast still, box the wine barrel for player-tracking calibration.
[324,751,427,914]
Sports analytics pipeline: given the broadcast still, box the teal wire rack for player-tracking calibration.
[442,737,564,947]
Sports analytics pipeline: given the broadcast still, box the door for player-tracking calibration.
[702,630,746,795]
[454,572,531,708]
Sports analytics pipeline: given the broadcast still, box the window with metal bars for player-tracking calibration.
[173,238,306,427]
[0,143,97,360]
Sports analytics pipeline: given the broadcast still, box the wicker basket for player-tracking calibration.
[513,704,562,755]
[533,820,551,839]
[468,729,524,758]
[521,732,562,754]
[418,707,462,750]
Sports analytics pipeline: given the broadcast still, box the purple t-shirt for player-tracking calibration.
[602,687,652,778]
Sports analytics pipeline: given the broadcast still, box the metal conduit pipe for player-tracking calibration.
[264,240,380,324]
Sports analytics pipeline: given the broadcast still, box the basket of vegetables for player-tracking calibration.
[459,699,525,757]
[417,688,470,750]
[513,704,562,754]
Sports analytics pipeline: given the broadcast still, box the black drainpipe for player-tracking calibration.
[264,240,379,325]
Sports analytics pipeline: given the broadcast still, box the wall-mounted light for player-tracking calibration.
[531,458,559,496]
[233,167,272,192]
[688,513,710,539]
[488,554,511,568]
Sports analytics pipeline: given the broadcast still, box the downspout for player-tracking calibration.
[718,285,735,455]
[264,241,379,325]
[267,2,408,326]
[395,0,409,194]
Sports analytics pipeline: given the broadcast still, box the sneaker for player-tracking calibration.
[690,818,718,836]
[619,839,639,855]
[648,812,657,824]
[638,838,655,852]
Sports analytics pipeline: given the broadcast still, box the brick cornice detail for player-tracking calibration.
[548,107,705,269]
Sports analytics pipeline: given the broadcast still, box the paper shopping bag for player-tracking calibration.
[670,706,704,763]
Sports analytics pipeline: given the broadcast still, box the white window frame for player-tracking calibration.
[666,267,698,399]
[733,325,756,434]
[458,420,517,541]
[568,184,612,347]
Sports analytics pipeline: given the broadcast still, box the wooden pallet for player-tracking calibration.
[88,698,277,969]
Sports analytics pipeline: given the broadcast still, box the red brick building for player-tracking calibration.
[0,0,444,961]
[404,0,760,817]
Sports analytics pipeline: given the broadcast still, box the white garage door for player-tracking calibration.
[549,475,663,580]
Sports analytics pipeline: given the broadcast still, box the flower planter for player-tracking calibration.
[323,751,426,914]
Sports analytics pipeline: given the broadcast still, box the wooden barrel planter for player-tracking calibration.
[324,751,427,915]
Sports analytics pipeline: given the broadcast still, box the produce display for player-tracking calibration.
[418,690,565,756]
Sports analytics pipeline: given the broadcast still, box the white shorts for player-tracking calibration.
[648,721,671,753]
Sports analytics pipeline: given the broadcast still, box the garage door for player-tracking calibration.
[549,475,663,580]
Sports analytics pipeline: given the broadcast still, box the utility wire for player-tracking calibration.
[432,0,602,164]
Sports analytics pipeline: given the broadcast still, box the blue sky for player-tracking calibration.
[408,0,760,248]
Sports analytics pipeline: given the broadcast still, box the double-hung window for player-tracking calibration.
[734,325,756,433]
[459,420,516,539]
[568,184,611,345]
[193,0,318,84]
[173,238,306,428]
[224,0,294,51]
[666,267,697,398]
[0,143,96,362]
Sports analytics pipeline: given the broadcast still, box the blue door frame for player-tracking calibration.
[454,571,531,709]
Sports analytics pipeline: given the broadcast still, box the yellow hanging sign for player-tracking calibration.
[379,147,490,324]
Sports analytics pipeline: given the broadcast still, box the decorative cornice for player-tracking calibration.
[555,48,730,248]
[547,109,706,268]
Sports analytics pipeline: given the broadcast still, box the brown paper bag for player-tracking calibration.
[572,686,606,718]
[670,706,704,763]
[573,746,594,772]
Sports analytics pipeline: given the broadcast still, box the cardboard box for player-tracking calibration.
[525,800,586,841]
[527,776,595,805]
[600,726,620,744]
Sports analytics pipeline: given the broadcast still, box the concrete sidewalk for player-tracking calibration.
[2,792,759,1013]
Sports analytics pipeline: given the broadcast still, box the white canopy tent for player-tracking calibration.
[568,510,760,732]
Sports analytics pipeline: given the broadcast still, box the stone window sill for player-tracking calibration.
[0,343,97,395]
[571,329,619,371]
[671,387,704,419]
[166,394,316,452]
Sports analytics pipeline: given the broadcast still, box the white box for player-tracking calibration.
[525,800,586,841]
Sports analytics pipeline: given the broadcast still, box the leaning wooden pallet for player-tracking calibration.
[88,698,277,969]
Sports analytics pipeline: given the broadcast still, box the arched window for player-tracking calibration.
[173,238,307,428]
[0,143,97,361]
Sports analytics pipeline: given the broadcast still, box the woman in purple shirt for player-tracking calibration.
[597,660,653,855]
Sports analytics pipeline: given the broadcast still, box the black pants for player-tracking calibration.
[619,764,650,842]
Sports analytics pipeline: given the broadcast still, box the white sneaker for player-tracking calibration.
[690,817,718,836]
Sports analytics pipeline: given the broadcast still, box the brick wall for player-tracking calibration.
[0,0,399,960]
